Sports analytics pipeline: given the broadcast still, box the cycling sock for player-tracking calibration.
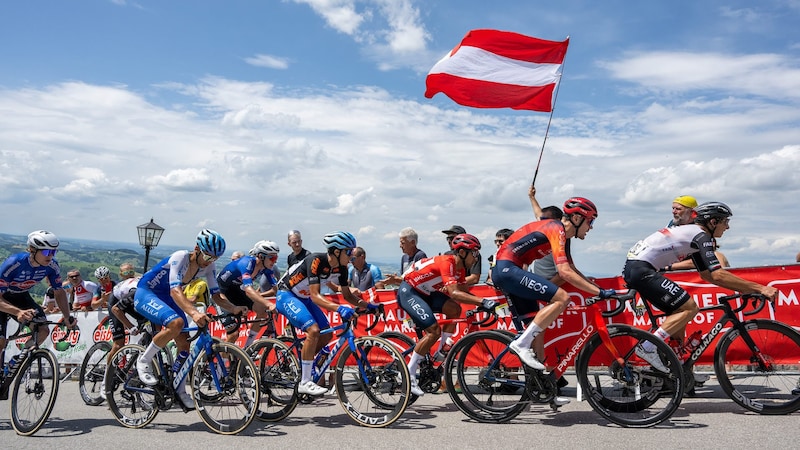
[301,360,313,384]
[140,342,163,364]
[516,322,543,348]
[437,332,454,354]
[641,327,671,352]
[408,351,423,377]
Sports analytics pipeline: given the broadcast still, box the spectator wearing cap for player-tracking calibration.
[669,195,698,227]
[442,225,482,285]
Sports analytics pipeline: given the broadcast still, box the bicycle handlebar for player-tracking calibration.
[465,306,499,327]
[719,293,770,316]
[585,289,637,317]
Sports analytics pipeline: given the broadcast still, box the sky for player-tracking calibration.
[1,0,799,276]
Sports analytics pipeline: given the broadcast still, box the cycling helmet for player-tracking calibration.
[451,233,481,251]
[323,231,357,250]
[94,266,111,279]
[563,197,598,219]
[694,202,732,222]
[27,230,60,250]
[196,229,226,257]
[249,240,280,257]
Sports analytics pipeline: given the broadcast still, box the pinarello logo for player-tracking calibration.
[92,316,114,344]
[51,318,81,352]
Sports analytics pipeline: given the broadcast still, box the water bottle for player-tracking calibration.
[684,330,703,353]
[433,337,455,362]
[172,350,189,374]
[315,346,332,371]
[667,337,685,360]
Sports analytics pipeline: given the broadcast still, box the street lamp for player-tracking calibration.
[136,218,165,273]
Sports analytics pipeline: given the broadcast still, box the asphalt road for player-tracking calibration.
[1,373,797,449]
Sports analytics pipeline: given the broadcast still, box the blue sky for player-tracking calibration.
[1,0,799,276]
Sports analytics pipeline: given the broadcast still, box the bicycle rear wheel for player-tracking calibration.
[715,319,800,414]
[79,341,112,406]
[191,342,259,434]
[10,349,59,436]
[444,330,529,423]
[576,325,684,428]
[104,344,159,428]
[246,338,300,422]
[335,336,410,427]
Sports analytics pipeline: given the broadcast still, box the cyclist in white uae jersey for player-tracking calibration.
[623,202,778,371]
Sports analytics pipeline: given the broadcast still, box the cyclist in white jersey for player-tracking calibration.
[623,202,777,371]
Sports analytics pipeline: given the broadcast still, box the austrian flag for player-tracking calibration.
[425,29,569,112]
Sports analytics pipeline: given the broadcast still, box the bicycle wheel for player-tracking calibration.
[576,325,683,428]
[444,330,529,423]
[246,338,300,422]
[10,349,59,436]
[79,341,112,406]
[335,336,410,427]
[191,342,259,435]
[105,344,159,429]
[715,319,800,414]
[377,331,415,359]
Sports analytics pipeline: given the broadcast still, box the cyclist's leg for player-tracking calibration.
[275,291,327,395]
[437,297,461,354]
[133,288,185,385]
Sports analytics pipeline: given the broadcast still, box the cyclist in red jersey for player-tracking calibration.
[491,197,615,375]
[397,234,497,396]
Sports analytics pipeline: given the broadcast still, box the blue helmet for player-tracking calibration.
[323,231,356,250]
[196,229,226,257]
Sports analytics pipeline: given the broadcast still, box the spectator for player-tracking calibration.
[384,227,427,287]
[485,228,514,285]
[91,266,115,311]
[287,229,311,267]
[796,251,800,263]
[64,269,99,312]
[230,251,245,261]
[346,247,386,292]
[442,225,482,285]
[668,195,698,227]
[528,185,566,281]
[42,286,60,314]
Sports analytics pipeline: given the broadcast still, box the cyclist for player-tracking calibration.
[0,231,77,398]
[491,198,615,384]
[132,229,247,409]
[104,263,143,399]
[216,240,280,347]
[396,233,496,397]
[91,266,115,311]
[623,201,778,371]
[275,231,378,396]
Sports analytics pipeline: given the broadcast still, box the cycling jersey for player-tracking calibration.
[66,280,99,308]
[495,219,568,267]
[402,255,465,296]
[109,277,143,341]
[277,253,348,300]
[0,252,62,295]
[217,255,274,292]
[626,224,720,272]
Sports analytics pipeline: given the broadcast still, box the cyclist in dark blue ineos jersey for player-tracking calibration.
[133,229,247,409]
[217,240,280,348]
[275,231,379,396]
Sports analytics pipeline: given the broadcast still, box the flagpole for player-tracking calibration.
[531,35,569,188]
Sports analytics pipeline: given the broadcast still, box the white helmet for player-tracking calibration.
[249,240,280,257]
[27,230,60,250]
[94,266,111,279]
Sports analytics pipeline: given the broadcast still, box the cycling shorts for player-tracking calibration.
[396,281,450,329]
[133,287,184,328]
[622,260,690,314]
[491,260,558,318]
[275,290,329,332]
[0,291,47,339]
[108,295,145,341]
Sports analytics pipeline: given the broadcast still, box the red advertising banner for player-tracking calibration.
[211,264,800,367]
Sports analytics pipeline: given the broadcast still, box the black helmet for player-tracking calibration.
[694,201,732,222]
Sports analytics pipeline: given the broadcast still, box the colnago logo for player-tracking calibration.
[691,322,723,360]
[556,324,594,373]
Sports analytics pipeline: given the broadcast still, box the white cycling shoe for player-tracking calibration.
[410,377,425,397]
[136,360,159,386]
[298,380,328,396]
[509,341,545,370]
[177,389,195,410]
[635,344,669,373]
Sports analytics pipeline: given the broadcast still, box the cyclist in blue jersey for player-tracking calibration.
[0,231,76,362]
[132,229,247,409]
[275,231,379,396]
[217,240,280,347]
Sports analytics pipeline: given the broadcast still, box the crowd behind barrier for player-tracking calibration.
[6,264,800,368]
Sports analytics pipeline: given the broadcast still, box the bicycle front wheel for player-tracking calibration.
[246,338,299,422]
[576,325,684,428]
[335,336,410,427]
[10,349,59,436]
[715,319,800,414]
[79,341,112,406]
[444,330,529,423]
[104,344,159,429]
[191,342,259,435]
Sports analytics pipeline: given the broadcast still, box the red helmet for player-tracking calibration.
[451,233,481,251]
[563,197,598,219]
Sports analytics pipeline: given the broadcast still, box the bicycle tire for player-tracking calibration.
[246,338,300,422]
[377,331,415,359]
[576,325,684,428]
[335,336,410,427]
[376,331,433,404]
[714,319,800,414]
[191,341,260,435]
[104,344,159,429]
[10,349,59,436]
[79,341,112,406]
[444,330,529,423]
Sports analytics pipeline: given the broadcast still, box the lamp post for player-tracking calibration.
[136,218,165,273]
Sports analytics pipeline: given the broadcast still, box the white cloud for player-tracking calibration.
[244,54,291,70]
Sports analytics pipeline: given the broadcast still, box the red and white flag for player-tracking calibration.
[425,29,569,112]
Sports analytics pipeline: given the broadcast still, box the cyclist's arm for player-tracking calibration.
[243,284,275,311]
[53,288,76,327]
[699,268,778,300]
[111,302,136,330]
[0,293,35,322]
[170,285,208,325]
[442,283,483,306]
[555,262,603,296]
[529,184,544,220]
[309,282,343,312]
